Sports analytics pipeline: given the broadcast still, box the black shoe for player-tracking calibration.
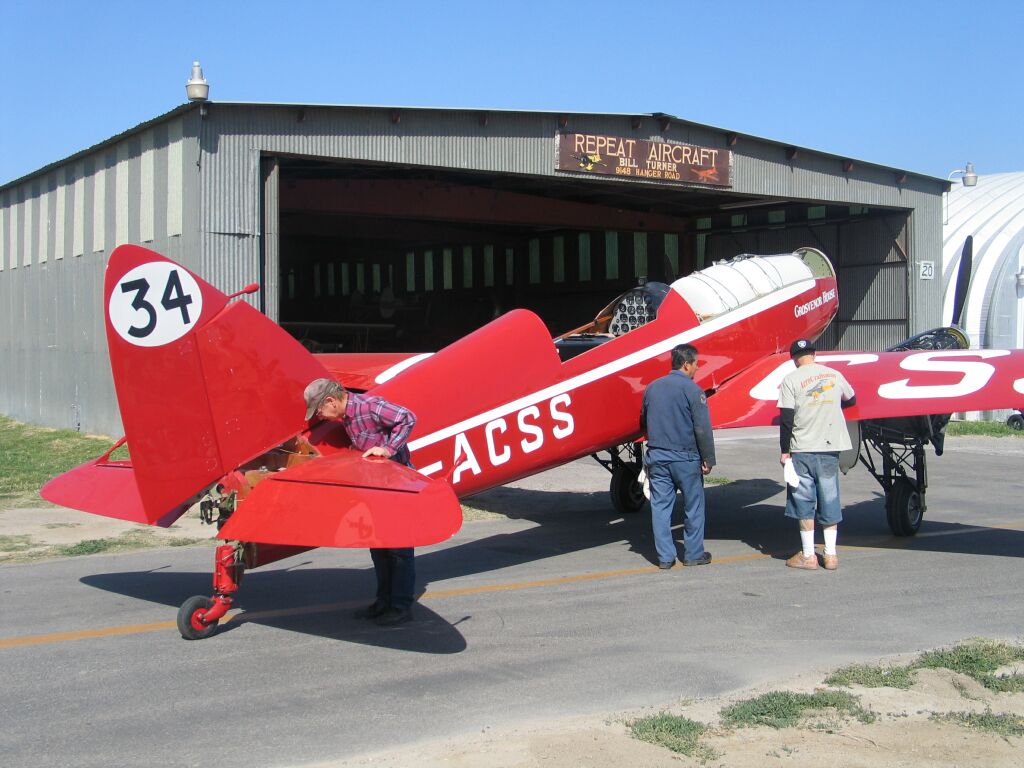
[354,601,388,619]
[682,552,712,566]
[375,607,412,626]
[658,560,675,570]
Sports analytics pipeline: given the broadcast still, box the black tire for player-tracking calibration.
[610,464,646,515]
[177,595,218,640]
[1007,414,1024,431]
[886,479,923,537]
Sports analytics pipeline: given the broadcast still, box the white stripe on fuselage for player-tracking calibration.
[408,279,816,460]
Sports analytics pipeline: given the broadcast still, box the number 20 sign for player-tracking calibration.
[108,262,204,347]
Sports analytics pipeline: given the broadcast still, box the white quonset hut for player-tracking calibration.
[1,98,950,435]
[942,171,1024,420]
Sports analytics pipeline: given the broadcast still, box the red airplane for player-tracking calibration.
[42,244,1024,639]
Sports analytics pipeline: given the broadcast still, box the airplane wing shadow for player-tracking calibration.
[79,567,467,654]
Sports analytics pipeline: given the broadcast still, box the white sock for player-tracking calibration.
[823,528,838,556]
[800,529,815,558]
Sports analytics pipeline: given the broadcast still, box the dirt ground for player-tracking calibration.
[317,664,1024,767]
[4,505,1022,767]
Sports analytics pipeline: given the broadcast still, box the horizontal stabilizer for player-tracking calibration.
[218,451,463,548]
[40,456,186,528]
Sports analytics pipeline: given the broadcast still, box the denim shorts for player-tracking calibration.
[784,452,843,525]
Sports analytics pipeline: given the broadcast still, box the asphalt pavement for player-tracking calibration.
[2,430,1022,767]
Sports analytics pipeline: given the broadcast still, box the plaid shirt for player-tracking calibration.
[342,392,416,463]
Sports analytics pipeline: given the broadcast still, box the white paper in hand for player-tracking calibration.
[783,458,801,488]
[638,468,651,500]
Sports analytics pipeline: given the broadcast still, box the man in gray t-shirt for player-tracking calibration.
[777,338,856,571]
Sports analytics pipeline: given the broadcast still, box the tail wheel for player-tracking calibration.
[177,595,219,640]
[1008,414,1024,431]
[610,464,646,515]
[886,479,923,537]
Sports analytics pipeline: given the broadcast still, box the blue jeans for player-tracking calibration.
[369,456,416,610]
[646,448,706,563]
[785,452,842,525]
[370,547,416,610]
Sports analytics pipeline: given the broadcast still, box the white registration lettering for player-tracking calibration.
[749,354,877,401]
[452,432,482,483]
[550,393,575,439]
[518,406,544,453]
[877,350,1009,399]
[484,418,511,465]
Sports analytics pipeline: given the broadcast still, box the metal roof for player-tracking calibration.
[1,101,946,193]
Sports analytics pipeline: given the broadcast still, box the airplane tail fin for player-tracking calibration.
[42,245,329,525]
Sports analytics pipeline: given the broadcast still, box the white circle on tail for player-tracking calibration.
[108,262,204,347]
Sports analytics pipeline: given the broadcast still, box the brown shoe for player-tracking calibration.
[786,552,819,570]
[822,553,839,570]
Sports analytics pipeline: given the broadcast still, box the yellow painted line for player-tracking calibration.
[2,520,1019,650]
[0,620,177,649]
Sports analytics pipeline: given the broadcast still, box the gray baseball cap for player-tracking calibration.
[303,378,345,420]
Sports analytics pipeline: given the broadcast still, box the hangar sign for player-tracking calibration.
[556,132,732,187]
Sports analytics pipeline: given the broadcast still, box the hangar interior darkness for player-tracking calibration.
[274,158,913,353]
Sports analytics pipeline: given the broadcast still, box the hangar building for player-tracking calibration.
[0,100,949,435]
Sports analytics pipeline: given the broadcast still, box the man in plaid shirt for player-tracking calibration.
[303,377,418,625]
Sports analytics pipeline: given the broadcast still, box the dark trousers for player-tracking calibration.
[369,547,416,610]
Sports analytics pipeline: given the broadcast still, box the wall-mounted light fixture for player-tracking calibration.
[725,133,738,147]
[894,171,908,185]
[785,147,798,161]
[945,162,979,224]
[842,159,855,173]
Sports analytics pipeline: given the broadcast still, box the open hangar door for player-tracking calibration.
[699,203,913,351]
[272,159,719,353]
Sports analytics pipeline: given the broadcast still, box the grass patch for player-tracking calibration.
[915,639,1024,692]
[629,712,716,761]
[720,690,875,729]
[0,533,36,553]
[0,415,115,508]
[933,711,1024,739]
[1,530,207,563]
[704,476,731,486]
[946,420,1023,438]
[825,663,916,689]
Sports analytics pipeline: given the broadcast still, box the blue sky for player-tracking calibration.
[1,0,1020,185]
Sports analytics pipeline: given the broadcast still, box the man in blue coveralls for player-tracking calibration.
[640,343,716,569]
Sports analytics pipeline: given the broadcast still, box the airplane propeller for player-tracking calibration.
[950,235,973,327]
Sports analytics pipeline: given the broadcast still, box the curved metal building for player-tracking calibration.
[0,102,949,434]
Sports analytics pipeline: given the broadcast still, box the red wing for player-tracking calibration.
[711,349,1024,429]
[218,451,462,548]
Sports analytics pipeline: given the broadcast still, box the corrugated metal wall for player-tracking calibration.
[0,116,195,435]
[0,103,946,433]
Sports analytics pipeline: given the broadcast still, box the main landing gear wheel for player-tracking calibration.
[177,595,219,640]
[1008,414,1024,430]
[610,464,646,515]
[886,479,923,537]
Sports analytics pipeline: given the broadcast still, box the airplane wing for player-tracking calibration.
[315,352,431,391]
[711,348,1024,429]
[218,451,462,548]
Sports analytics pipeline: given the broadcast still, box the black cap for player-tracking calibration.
[789,338,816,357]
